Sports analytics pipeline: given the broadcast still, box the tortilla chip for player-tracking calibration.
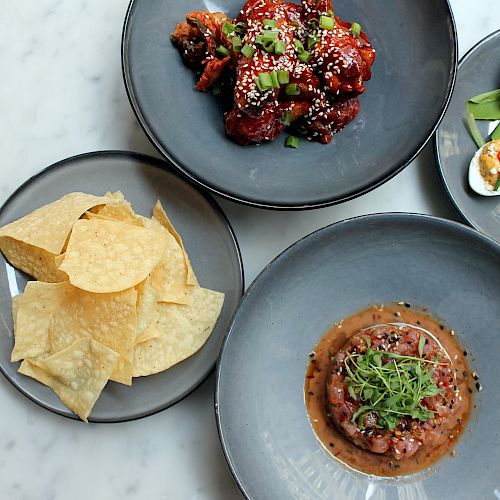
[135,277,159,337]
[0,192,115,255]
[0,237,68,282]
[58,219,169,293]
[19,337,118,421]
[133,286,224,376]
[152,201,198,286]
[47,283,137,385]
[96,202,143,227]
[11,282,68,362]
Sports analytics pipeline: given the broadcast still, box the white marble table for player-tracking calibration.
[0,1,497,499]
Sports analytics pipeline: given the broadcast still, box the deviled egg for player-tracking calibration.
[468,138,500,196]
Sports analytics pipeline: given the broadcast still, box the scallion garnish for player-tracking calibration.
[285,135,300,148]
[307,34,318,49]
[235,21,247,35]
[298,50,311,63]
[261,30,279,40]
[222,21,235,36]
[232,36,242,52]
[466,99,500,120]
[281,111,293,126]
[319,15,335,30]
[350,22,361,37]
[277,70,289,84]
[344,345,443,430]
[270,71,280,89]
[494,178,500,191]
[241,44,255,59]
[293,38,305,53]
[258,72,273,89]
[274,40,286,55]
[263,19,277,28]
[467,112,486,148]
[418,334,425,357]
[216,45,230,57]
[285,83,300,96]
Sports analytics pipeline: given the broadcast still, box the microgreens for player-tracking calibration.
[344,335,443,430]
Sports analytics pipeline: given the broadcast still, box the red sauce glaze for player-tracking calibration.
[171,0,375,145]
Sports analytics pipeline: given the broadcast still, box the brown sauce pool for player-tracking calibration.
[305,303,474,477]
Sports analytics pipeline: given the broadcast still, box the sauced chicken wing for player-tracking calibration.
[171,0,375,145]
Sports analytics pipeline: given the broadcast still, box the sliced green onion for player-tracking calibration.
[285,135,300,148]
[285,83,300,96]
[277,70,290,84]
[241,44,255,59]
[255,78,266,92]
[298,50,311,63]
[350,22,361,37]
[235,22,247,35]
[491,122,500,140]
[232,36,242,52]
[307,34,318,49]
[466,100,500,120]
[263,19,277,28]
[494,178,500,191]
[469,89,500,104]
[291,20,300,27]
[222,21,235,36]
[261,29,279,40]
[270,71,280,89]
[281,111,293,126]
[293,38,305,53]
[467,112,486,148]
[328,9,335,17]
[274,40,286,55]
[263,40,276,53]
[319,15,335,30]
[216,45,230,57]
[258,72,273,89]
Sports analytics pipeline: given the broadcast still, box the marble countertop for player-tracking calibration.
[0,1,498,499]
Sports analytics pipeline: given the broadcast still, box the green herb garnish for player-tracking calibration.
[241,44,255,59]
[281,111,293,126]
[469,89,500,104]
[491,122,500,141]
[216,45,230,57]
[285,135,300,148]
[319,15,335,30]
[494,178,500,192]
[466,99,500,120]
[467,112,486,148]
[285,83,300,96]
[222,21,236,36]
[344,342,442,430]
[263,19,277,28]
[350,22,362,37]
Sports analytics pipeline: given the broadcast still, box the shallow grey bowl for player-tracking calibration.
[216,213,499,499]
[435,29,500,245]
[122,0,457,209]
[0,151,243,423]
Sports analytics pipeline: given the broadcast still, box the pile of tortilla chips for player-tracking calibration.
[0,192,224,421]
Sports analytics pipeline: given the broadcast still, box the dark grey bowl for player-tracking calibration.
[0,151,244,423]
[435,29,500,245]
[122,0,457,209]
[216,213,500,499]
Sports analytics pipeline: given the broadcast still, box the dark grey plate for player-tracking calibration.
[0,151,243,423]
[435,30,500,244]
[122,0,457,209]
[216,213,500,499]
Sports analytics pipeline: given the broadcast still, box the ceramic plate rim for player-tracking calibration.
[0,150,245,424]
[121,0,459,210]
[434,28,500,231]
[214,212,500,499]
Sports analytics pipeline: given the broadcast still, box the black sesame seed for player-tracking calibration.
[463,351,468,356]
[329,442,334,447]
[416,321,421,325]
[475,382,481,391]
[439,324,444,330]
[468,388,473,394]
[308,391,314,396]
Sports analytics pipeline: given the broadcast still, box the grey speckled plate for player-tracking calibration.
[0,151,243,423]
[216,213,500,499]
[122,0,457,209]
[435,29,500,244]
